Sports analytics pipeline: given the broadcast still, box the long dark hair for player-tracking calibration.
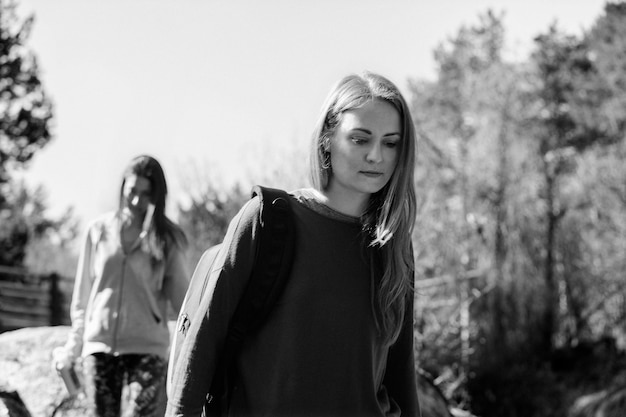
[119,155,187,257]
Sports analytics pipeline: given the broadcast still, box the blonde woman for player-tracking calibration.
[167,72,420,417]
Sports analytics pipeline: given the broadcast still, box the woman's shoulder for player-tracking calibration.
[231,194,263,235]
[290,187,324,202]
[228,189,294,239]
[87,211,117,226]
[290,188,361,224]
[85,211,118,239]
[163,218,188,250]
[231,187,361,233]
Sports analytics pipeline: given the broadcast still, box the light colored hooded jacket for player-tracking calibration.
[66,212,189,360]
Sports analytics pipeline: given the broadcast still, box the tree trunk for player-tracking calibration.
[543,163,558,355]
[490,98,511,353]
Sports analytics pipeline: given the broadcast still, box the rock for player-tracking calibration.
[0,326,90,417]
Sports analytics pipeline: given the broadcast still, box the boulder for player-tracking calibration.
[0,326,90,417]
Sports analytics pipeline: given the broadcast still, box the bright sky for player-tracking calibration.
[17,0,608,231]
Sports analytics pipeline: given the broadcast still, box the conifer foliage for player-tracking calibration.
[0,0,54,266]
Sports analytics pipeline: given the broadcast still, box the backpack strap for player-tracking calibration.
[228,185,295,339]
[206,185,295,414]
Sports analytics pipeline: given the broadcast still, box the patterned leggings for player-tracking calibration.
[83,353,166,417]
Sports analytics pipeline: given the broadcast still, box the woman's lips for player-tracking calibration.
[360,171,384,178]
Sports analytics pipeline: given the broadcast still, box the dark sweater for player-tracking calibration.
[166,189,420,417]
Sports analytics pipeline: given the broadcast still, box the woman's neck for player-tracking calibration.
[321,186,369,218]
[120,208,144,229]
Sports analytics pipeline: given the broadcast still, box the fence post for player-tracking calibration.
[48,273,63,325]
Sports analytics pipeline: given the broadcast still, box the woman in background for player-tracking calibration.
[56,155,189,417]
[167,72,420,417]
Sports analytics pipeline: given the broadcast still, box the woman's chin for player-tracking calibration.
[122,207,145,221]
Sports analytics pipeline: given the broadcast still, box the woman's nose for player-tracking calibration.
[366,144,383,163]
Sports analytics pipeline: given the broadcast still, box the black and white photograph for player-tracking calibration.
[0,1,623,416]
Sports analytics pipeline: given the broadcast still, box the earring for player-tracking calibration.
[320,135,332,170]
[322,151,331,170]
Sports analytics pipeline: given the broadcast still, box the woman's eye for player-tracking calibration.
[385,141,399,148]
[351,136,368,144]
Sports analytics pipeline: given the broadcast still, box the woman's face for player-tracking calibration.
[327,99,401,201]
[122,174,152,219]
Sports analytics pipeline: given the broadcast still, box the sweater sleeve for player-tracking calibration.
[64,222,96,360]
[383,293,421,417]
[166,197,261,417]
[163,243,190,315]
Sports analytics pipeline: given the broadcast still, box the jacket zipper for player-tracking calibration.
[111,255,126,354]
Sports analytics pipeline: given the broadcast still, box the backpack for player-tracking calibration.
[167,185,296,415]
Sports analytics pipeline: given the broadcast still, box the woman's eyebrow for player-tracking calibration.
[350,127,401,137]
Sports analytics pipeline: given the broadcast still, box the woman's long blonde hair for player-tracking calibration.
[310,72,417,344]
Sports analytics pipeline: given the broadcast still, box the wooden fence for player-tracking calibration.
[0,265,72,333]
[1,263,484,334]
